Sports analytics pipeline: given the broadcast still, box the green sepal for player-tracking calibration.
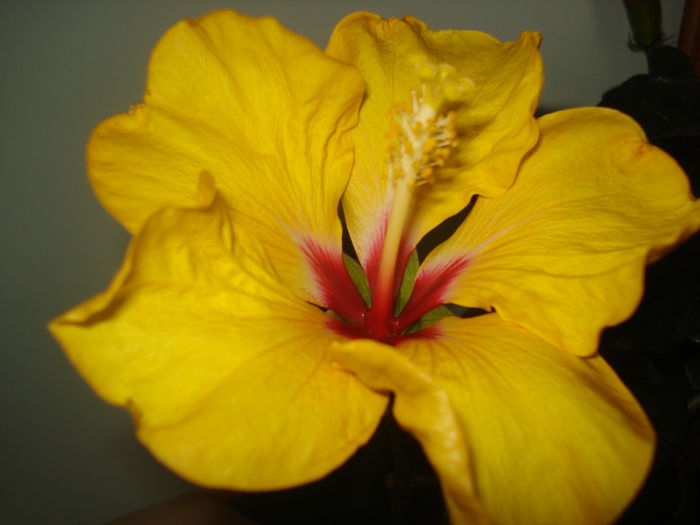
[343,253,372,307]
[395,250,419,316]
[405,305,454,334]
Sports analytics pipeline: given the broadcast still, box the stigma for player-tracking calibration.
[349,57,472,342]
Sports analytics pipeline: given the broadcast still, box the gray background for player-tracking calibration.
[1,1,685,523]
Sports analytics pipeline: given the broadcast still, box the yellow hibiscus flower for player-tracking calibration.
[49,10,700,525]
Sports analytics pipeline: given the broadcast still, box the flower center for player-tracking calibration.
[310,58,473,344]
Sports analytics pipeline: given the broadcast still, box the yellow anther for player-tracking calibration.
[436,147,451,159]
[437,63,456,80]
[446,109,457,123]
[419,166,435,182]
[441,80,463,102]
[386,121,400,138]
[417,61,438,80]
[422,137,437,153]
[407,53,429,66]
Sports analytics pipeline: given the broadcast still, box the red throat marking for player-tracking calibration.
[302,238,468,345]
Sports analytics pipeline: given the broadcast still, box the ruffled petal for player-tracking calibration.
[49,190,386,489]
[336,315,655,525]
[88,10,364,303]
[419,107,700,356]
[326,12,542,271]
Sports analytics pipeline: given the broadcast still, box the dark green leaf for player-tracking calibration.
[343,253,371,307]
[395,250,419,316]
[405,305,453,334]
[325,309,343,321]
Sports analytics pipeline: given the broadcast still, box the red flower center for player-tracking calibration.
[302,239,468,345]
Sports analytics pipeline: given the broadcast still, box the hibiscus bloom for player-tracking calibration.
[50,10,700,525]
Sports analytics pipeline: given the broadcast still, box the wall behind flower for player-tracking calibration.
[0,0,684,523]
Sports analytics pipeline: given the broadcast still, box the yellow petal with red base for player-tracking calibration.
[420,107,700,356]
[49,191,387,489]
[326,12,542,270]
[87,10,364,303]
[334,314,654,525]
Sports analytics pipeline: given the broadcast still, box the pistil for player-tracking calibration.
[362,57,470,342]
[363,174,414,340]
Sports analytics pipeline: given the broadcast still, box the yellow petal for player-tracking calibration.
[331,339,491,525]
[49,193,386,489]
[88,10,364,303]
[337,315,654,525]
[420,107,700,356]
[408,315,654,525]
[326,13,542,269]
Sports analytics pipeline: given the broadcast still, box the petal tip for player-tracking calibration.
[521,30,543,47]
